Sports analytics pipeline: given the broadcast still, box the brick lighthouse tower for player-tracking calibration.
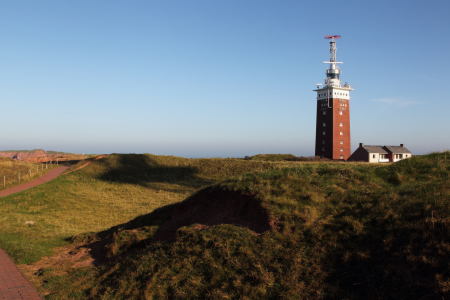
[314,35,353,160]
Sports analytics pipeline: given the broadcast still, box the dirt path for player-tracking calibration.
[0,166,70,198]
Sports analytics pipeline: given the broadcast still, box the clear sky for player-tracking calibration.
[1,0,449,157]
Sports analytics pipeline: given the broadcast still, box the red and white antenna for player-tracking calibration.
[324,35,341,62]
[324,35,341,39]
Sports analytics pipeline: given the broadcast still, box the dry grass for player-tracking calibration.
[0,157,59,191]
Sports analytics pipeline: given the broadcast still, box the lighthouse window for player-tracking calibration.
[340,155,344,159]
[323,131,326,135]
[323,123,326,127]
[322,147,326,151]
[340,123,343,126]
[340,148,344,151]
[322,140,326,144]
[340,131,343,135]
[340,140,343,144]
[339,111,343,115]
[323,111,326,115]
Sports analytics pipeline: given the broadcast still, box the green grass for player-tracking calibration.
[1,153,450,299]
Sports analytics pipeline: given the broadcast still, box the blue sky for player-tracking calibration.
[0,0,449,157]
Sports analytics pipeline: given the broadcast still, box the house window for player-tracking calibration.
[405,155,408,157]
[340,140,343,144]
[340,131,343,135]
[340,155,344,159]
[373,154,376,158]
[339,111,343,115]
[323,131,326,135]
[323,123,326,127]
[340,148,344,151]
[340,122,343,126]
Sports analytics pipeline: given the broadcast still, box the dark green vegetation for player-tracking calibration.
[1,153,449,299]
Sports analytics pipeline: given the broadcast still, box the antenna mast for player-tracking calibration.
[323,35,342,88]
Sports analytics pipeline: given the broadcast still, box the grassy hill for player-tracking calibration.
[1,153,449,299]
[0,149,76,155]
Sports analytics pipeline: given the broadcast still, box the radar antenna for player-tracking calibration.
[324,35,341,62]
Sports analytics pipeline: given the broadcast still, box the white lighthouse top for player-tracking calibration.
[319,35,353,90]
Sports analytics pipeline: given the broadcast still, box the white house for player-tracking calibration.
[348,143,411,163]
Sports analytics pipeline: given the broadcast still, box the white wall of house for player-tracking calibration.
[393,153,412,162]
[368,153,379,163]
[368,153,389,163]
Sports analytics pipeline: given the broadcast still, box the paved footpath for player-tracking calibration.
[0,166,70,198]
[0,166,70,299]
[0,250,42,299]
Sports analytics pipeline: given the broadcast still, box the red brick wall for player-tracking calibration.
[315,99,333,158]
[315,96,351,160]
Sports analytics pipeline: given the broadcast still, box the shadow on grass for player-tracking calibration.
[94,154,214,190]
[69,189,271,267]
[323,196,449,299]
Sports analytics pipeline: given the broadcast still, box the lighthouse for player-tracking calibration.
[314,35,353,160]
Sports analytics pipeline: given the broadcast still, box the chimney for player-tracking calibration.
[360,143,364,147]
[400,144,404,147]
